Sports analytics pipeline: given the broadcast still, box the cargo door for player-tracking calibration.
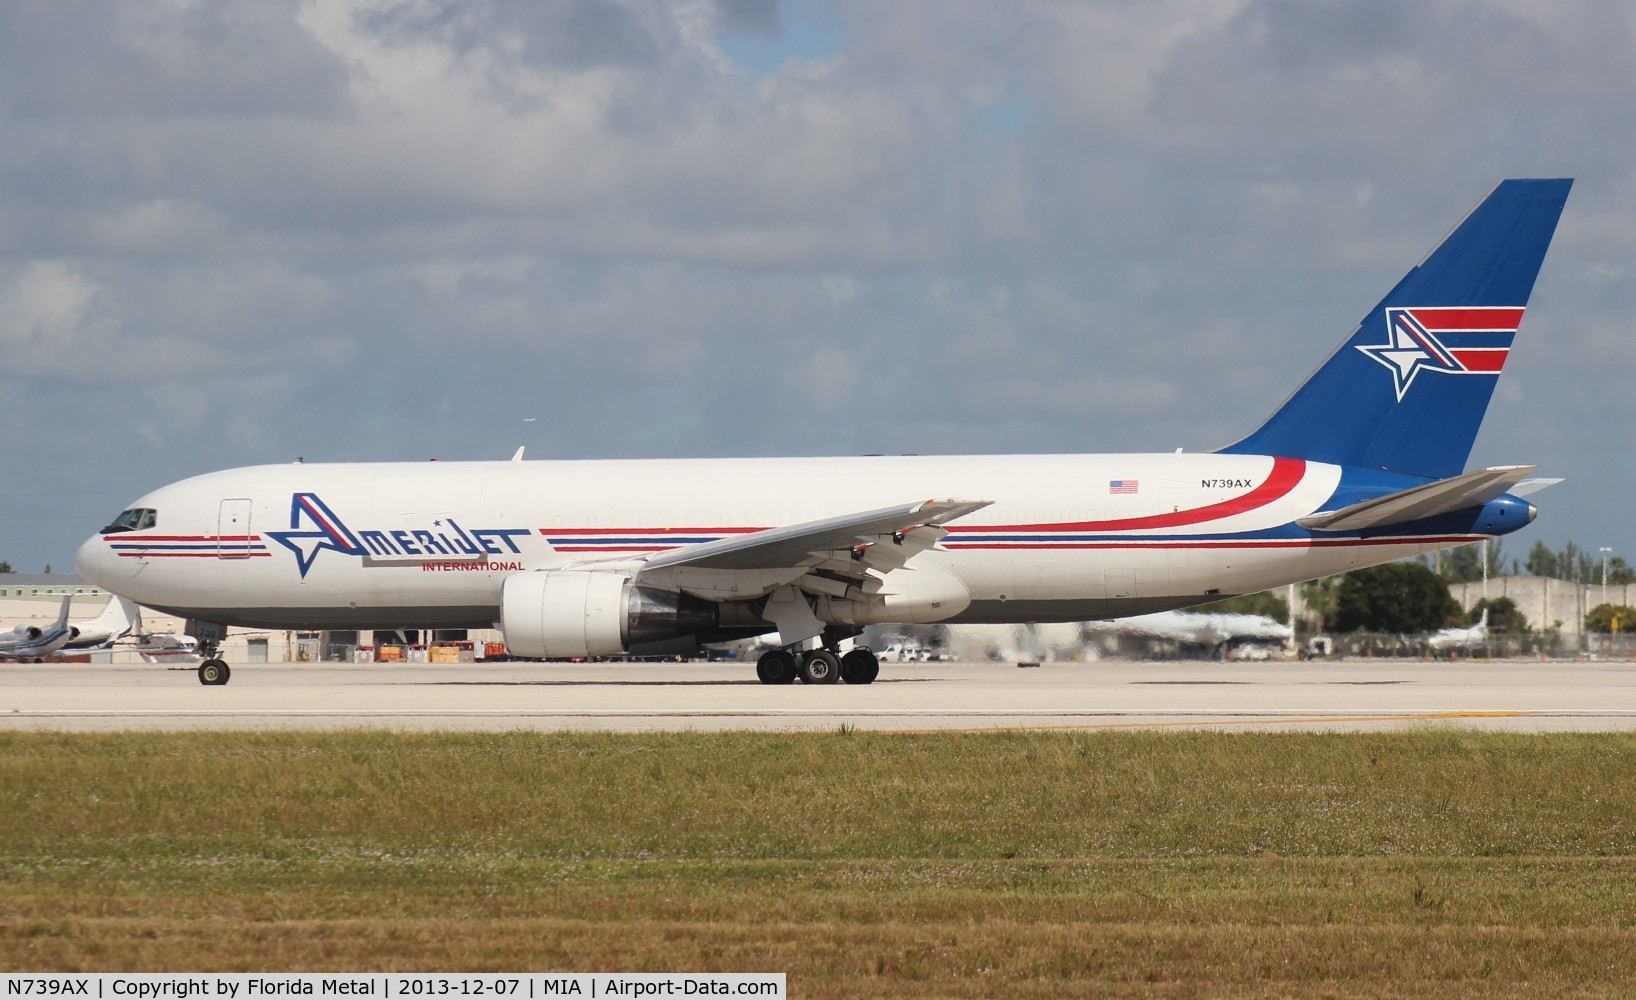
[217,499,253,559]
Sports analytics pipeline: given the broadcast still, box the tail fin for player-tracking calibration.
[1220,179,1571,478]
[80,595,137,639]
[51,595,72,630]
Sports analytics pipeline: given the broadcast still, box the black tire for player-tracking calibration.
[840,648,880,684]
[799,649,842,685]
[756,649,797,685]
[198,659,231,686]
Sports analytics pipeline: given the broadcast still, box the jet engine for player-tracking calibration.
[499,570,718,658]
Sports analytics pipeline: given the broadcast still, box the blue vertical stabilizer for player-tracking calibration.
[1220,179,1571,478]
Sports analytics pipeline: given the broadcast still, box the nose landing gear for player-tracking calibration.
[194,629,231,686]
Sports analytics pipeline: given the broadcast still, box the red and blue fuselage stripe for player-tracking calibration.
[106,534,269,558]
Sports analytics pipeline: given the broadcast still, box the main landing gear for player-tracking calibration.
[755,645,880,685]
[195,634,231,686]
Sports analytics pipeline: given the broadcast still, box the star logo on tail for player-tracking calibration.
[1357,307,1521,401]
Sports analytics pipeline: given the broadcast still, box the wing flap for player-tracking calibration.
[1299,465,1537,532]
[639,498,992,573]
[632,498,991,601]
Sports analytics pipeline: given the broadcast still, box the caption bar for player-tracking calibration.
[1,976,784,1000]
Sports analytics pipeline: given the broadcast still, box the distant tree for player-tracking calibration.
[1198,591,1290,624]
[1439,544,1482,583]
[1333,563,1462,633]
[1299,576,1341,633]
[1611,557,1636,586]
[0,560,11,574]
[41,563,50,574]
[1525,541,1556,578]
[1437,540,1511,583]
[1558,541,1592,584]
[1585,604,1636,634]
[1468,596,1528,634]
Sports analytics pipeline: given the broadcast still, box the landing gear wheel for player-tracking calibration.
[799,649,842,685]
[840,648,880,684]
[198,659,231,686]
[756,649,798,685]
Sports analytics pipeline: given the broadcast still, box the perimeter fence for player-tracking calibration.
[1310,631,1636,660]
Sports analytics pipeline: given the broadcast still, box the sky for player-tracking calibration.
[3,0,1635,576]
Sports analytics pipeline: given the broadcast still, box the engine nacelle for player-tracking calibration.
[500,570,717,658]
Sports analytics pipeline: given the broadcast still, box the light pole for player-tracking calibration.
[1601,547,1613,608]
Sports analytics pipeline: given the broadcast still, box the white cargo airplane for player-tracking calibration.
[76,180,1571,686]
[1085,610,1293,648]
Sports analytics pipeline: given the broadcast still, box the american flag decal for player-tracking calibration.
[1109,480,1139,494]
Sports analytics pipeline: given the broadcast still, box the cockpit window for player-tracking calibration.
[101,508,157,534]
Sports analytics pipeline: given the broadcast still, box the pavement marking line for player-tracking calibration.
[0,708,1565,719]
[878,710,1540,733]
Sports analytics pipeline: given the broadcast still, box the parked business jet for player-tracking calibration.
[77,179,1571,686]
[0,596,77,661]
[58,594,139,651]
[1427,607,1490,654]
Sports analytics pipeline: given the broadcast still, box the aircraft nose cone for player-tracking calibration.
[1527,503,1538,524]
[75,533,112,589]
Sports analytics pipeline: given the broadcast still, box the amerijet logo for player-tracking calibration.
[1356,307,1521,401]
[266,493,532,578]
[266,493,364,577]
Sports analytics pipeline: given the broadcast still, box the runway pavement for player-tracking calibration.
[5,657,1636,732]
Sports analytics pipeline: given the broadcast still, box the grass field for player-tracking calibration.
[4,729,1636,997]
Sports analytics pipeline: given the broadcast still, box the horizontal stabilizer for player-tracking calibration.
[1299,465,1537,532]
[1509,477,1564,497]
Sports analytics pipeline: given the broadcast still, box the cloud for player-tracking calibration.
[0,0,351,119]
[0,0,1633,571]
[0,261,105,372]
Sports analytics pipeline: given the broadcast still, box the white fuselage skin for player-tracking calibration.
[75,452,1482,635]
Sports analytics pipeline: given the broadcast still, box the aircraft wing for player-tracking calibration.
[1299,465,1537,532]
[627,498,992,600]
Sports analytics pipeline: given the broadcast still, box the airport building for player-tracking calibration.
[0,574,108,601]
[1449,575,1636,647]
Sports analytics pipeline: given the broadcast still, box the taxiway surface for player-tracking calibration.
[4,659,1636,732]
